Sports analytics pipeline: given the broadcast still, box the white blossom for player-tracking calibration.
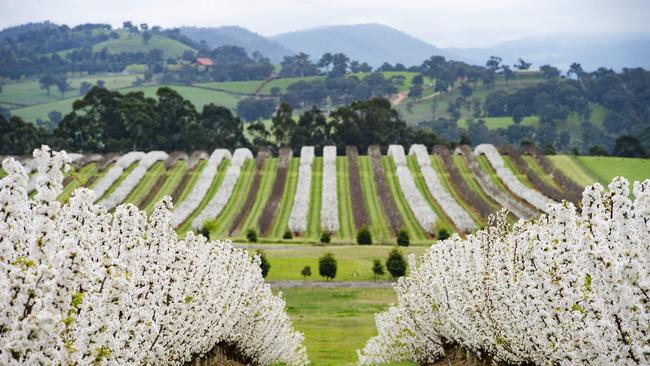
[191,148,252,229]
[409,145,475,232]
[0,147,308,366]
[100,151,168,210]
[171,149,230,227]
[288,146,315,234]
[474,144,555,212]
[321,146,339,233]
[358,177,650,366]
[387,145,437,234]
[91,151,146,201]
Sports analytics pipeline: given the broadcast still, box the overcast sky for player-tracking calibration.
[1,0,649,47]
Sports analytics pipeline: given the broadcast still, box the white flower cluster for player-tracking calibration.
[91,151,146,201]
[27,152,83,192]
[0,147,308,366]
[288,146,315,234]
[409,145,475,232]
[320,146,339,233]
[191,148,253,229]
[358,177,650,366]
[171,149,231,227]
[100,151,168,210]
[387,145,437,234]
[474,144,554,213]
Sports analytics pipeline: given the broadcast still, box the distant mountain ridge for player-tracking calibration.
[270,23,455,67]
[445,34,650,71]
[179,26,292,62]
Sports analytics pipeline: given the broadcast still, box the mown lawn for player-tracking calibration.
[257,244,428,282]
[278,287,416,366]
[575,156,650,185]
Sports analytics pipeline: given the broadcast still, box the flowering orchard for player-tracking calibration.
[288,146,315,234]
[358,177,650,365]
[0,147,307,365]
[321,146,340,233]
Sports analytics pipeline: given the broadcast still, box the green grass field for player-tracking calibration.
[258,245,427,282]
[575,156,650,184]
[547,155,598,187]
[278,287,415,366]
[92,30,194,59]
[357,156,392,243]
[336,156,356,241]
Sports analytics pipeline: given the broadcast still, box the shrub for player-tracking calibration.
[301,265,312,279]
[255,249,271,278]
[396,227,410,246]
[386,248,407,279]
[438,228,450,241]
[246,228,258,242]
[200,221,217,239]
[372,259,385,280]
[318,253,337,280]
[320,230,331,244]
[357,225,372,245]
[283,229,293,239]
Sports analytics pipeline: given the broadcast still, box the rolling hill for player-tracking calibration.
[270,23,456,67]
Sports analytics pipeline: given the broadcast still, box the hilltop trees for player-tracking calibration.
[280,53,320,78]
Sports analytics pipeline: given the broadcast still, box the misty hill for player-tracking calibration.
[447,34,650,71]
[179,26,292,62]
[270,23,455,67]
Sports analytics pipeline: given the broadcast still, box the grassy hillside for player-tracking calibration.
[92,30,194,59]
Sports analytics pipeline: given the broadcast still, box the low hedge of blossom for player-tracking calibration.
[192,148,253,229]
[387,145,437,234]
[474,144,554,213]
[408,145,475,232]
[321,146,339,233]
[171,149,230,227]
[358,177,650,366]
[100,151,169,210]
[288,146,315,234]
[0,146,308,365]
[91,151,145,201]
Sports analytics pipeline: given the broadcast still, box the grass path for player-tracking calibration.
[430,155,483,226]
[279,288,415,366]
[451,155,501,212]
[336,156,356,241]
[522,155,562,191]
[381,157,428,242]
[270,158,299,238]
[59,163,98,202]
[306,158,323,240]
[124,161,166,206]
[239,158,278,233]
[176,159,230,234]
[143,161,188,214]
[210,159,257,238]
[547,155,598,187]
[96,162,138,202]
[406,156,455,233]
[358,156,391,243]
[502,155,535,188]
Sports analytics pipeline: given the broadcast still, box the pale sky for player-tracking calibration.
[1,0,648,47]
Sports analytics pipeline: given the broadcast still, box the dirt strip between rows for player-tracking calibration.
[346,146,369,229]
[259,148,293,235]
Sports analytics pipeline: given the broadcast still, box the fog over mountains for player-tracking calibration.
[180,23,650,70]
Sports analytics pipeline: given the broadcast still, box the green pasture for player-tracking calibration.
[547,155,598,187]
[257,245,427,282]
[278,287,416,366]
[92,30,194,59]
[575,156,650,185]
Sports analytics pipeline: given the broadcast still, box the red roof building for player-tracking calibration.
[194,58,214,67]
